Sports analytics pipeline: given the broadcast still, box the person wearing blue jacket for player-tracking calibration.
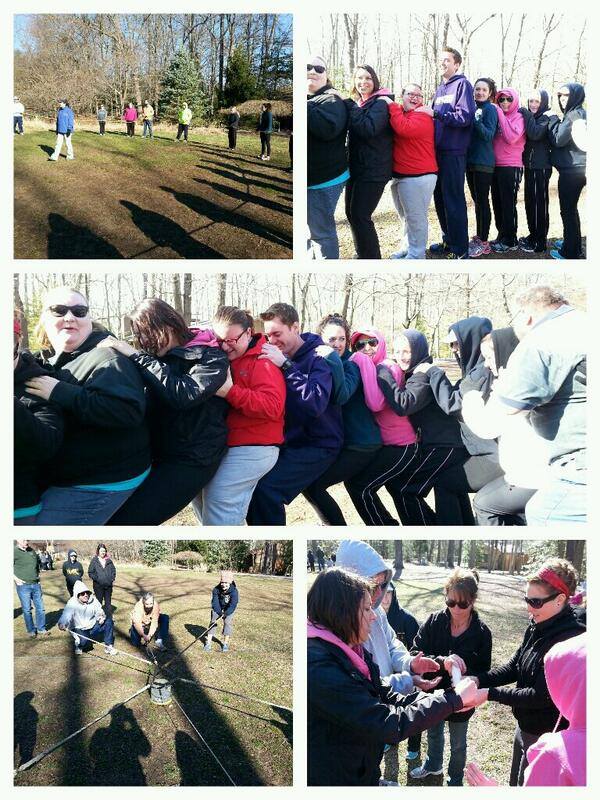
[204,570,239,653]
[49,100,75,161]
[421,48,475,259]
[247,303,343,525]
[258,103,273,160]
[466,78,498,257]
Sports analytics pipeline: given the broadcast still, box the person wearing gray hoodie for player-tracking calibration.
[58,579,116,655]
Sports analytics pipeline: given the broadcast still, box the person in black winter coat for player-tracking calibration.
[25,287,151,526]
[465,557,585,786]
[101,298,229,526]
[205,570,239,653]
[344,65,394,259]
[409,568,492,786]
[63,548,84,596]
[14,318,64,525]
[88,543,117,617]
[307,567,479,786]
[547,83,586,259]
[227,106,240,149]
[518,90,553,253]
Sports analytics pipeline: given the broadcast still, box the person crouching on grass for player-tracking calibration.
[204,570,239,653]
[130,592,169,651]
[58,580,117,656]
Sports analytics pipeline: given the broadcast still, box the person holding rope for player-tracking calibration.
[58,579,117,656]
[204,571,238,653]
[130,592,169,652]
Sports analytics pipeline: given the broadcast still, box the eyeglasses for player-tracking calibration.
[445,598,471,610]
[497,95,513,103]
[307,64,326,74]
[79,592,91,598]
[354,338,378,351]
[523,592,560,609]
[47,304,89,318]
[216,329,249,346]
[405,93,423,100]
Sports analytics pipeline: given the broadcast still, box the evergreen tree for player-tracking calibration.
[223,46,257,107]
[159,49,210,124]
[142,540,171,567]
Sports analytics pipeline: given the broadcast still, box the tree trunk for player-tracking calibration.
[392,540,404,580]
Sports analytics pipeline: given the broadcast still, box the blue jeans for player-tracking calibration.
[16,582,46,634]
[307,182,346,259]
[14,115,23,133]
[72,619,114,648]
[193,445,280,525]
[143,119,153,138]
[34,485,137,525]
[526,457,587,525]
[424,718,470,785]
[130,614,169,646]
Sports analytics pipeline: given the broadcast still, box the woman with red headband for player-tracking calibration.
[463,557,584,785]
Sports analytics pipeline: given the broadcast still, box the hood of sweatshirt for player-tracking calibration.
[562,82,585,114]
[71,579,91,598]
[544,632,586,729]
[240,332,267,360]
[14,351,52,384]
[67,548,79,560]
[293,331,326,361]
[185,327,219,348]
[335,539,392,607]
[403,328,432,372]
[490,327,519,371]
[497,87,521,116]
[448,316,492,376]
[350,328,387,364]
[527,89,550,117]
[357,87,394,108]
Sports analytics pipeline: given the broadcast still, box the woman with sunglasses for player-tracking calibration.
[24,286,151,526]
[466,558,584,786]
[307,56,349,259]
[345,65,394,259]
[466,78,498,257]
[547,83,586,259]
[308,566,480,785]
[99,298,230,525]
[191,306,285,525]
[409,568,492,786]
[490,87,526,253]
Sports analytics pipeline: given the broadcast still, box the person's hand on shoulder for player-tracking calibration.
[314,344,334,358]
[414,106,434,116]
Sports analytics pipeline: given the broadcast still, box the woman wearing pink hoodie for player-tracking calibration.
[122,102,138,137]
[344,328,418,524]
[490,88,526,252]
[99,298,230,525]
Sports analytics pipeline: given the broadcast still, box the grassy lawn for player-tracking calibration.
[14,123,292,259]
[308,561,531,785]
[14,565,292,786]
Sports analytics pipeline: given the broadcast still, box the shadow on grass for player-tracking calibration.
[198,162,292,194]
[39,144,54,157]
[14,691,39,767]
[89,704,151,785]
[47,214,123,259]
[193,177,292,216]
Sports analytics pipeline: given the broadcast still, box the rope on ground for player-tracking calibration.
[68,629,154,667]
[170,693,236,786]
[14,683,150,775]
[155,614,223,677]
[176,677,292,713]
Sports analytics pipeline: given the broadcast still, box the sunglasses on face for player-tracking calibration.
[307,64,326,74]
[354,338,378,351]
[524,592,560,609]
[216,329,249,346]
[47,304,89,318]
[498,95,513,103]
[445,598,471,610]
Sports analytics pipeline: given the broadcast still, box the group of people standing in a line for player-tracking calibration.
[14,282,585,527]
[307,47,586,260]
[308,539,586,786]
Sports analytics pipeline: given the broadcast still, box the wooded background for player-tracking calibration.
[14,14,292,122]
[308,13,586,100]
[14,271,586,358]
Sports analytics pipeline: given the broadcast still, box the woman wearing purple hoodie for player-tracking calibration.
[344,65,394,259]
[99,298,229,525]
[490,88,526,252]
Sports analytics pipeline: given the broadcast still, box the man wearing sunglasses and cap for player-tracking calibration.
[58,579,117,655]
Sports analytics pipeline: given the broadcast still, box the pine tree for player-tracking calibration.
[142,540,171,567]
[223,46,257,107]
[159,49,210,124]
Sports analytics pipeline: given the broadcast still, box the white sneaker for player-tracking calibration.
[155,639,166,651]
[105,645,117,656]
[48,156,58,161]
[410,765,443,779]
[390,250,408,259]
[67,156,74,160]
[74,646,83,655]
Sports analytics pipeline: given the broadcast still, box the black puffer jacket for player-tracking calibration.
[476,604,585,736]
[411,607,492,722]
[14,352,64,511]
[41,330,151,486]
[88,555,116,587]
[308,636,463,786]
[548,83,586,171]
[346,90,394,183]
[520,90,552,170]
[128,336,229,467]
[307,86,349,186]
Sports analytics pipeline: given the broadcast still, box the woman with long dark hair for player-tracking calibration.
[100,298,229,525]
[466,78,498,257]
[88,543,116,617]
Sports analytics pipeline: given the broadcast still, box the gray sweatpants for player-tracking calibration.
[390,173,437,259]
[211,609,234,636]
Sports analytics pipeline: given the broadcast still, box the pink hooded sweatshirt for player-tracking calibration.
[357,87,393,108]
[122,106,138,122]
[524,633,586,786]
[349,329,416,446]
[493,88,526,167]
[307,620,371,681]
[185,327,219,348]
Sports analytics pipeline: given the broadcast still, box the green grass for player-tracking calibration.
[308,561,530,785]
[14,565,292,786]
[14,124,292,259]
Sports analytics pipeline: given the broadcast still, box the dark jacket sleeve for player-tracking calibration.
[475,643,521,688]
[347,97,391,140]
[377,366,432,416]
[285,356,333,418]
[308,94,348,142]
[88,557,98,583]
[427,367,463,415]
[325,353,361,406]
[62,561,68,579]
[129,348,228,411]
[524,111,550,141]
[548,112,575,148]
[211,587,222,616]
[411,614,435,656]
[402,611,420,650]
[473,625,493,673]
[108,561,116,583]
[50,354,146,428]
[225,586,239,616]
[437,80,475,128]
[14,397,64,459]
[486,666,553,710]
[473,104,497,141]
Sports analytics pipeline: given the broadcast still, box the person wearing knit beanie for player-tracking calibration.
[204,570,239,653]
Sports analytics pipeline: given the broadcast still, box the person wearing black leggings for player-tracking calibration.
[344,64,393,258]
[88,544,116,617]
[519,90,552,253]
[466,78,498,258]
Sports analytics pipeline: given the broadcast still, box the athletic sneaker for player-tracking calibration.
[222,644,230,653]
[105,645,117,656]
[27,631,36,638]
[550,249,566,260]
[490,241,518,253]
[553,239,564,250]
[468,241,485,258]
[479,240,491,254]
[406,750,420,760]
[66,156,74,160]
[390,250,408,259]
[445,251,468,260]
[263,156,270,161]
[379,779,399,786]
[37,629,50,636]
[155,639,166,651]
[74,646,83,655]
[203,642,212,652]
[429,241,449,255]
[519,237,536,252]
[410,765,444,779]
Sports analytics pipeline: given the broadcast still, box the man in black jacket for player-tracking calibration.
[63,548,84,597]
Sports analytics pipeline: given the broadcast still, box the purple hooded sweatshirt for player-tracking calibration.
[432,73,476,154]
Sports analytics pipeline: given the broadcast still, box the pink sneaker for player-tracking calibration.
[479,240,491,255]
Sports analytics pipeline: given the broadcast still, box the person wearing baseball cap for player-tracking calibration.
[204,570,239,653]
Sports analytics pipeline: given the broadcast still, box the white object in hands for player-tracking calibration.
[451,663,462,688]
